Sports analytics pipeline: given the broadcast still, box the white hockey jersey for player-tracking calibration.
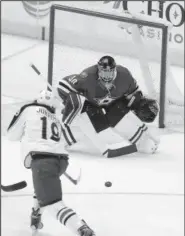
[7,103,68,168]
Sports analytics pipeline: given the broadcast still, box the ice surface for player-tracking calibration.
[1,134,184,236]
[1,34,184,236]
[2,194,183,236]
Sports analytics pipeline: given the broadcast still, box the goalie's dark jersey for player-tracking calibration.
[57,65,138,107]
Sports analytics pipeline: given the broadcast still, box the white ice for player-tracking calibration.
[1,34,184,236]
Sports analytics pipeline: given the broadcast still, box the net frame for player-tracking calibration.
[47,4,170,128]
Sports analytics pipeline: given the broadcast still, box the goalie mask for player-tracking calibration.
[36,90,56,108]
[98,56,117,84]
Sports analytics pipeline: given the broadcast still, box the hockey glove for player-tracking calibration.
[133,97,159,123]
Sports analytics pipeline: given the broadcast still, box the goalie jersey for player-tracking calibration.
[6,103,68,168]
[57,65,139,107]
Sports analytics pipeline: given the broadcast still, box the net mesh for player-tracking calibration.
[51,9,184,129]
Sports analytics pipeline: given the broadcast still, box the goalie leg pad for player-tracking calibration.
[136,136,159,154]
[114,111,147,141]
[75,111,138,156]
[76,112,110,153]
[114,111,160,154]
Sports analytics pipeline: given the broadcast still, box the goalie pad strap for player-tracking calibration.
[129,124,148,144]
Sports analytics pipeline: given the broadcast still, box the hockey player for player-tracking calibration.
[57,55,160,156]
[6,90,95,236]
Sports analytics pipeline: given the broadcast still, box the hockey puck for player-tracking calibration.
[105,181,112,187]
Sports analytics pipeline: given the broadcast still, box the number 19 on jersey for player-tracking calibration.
[40,116,61,142]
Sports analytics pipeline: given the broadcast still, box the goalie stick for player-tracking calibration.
[30,63,137,157]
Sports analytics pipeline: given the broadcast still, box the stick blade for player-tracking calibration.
[1,181,27,192]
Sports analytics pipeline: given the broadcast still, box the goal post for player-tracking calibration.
[47,4,181,129]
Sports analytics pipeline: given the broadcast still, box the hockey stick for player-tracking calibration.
[64,169,81,185]
[1,172,80,191]
[0,170,81,192]
[30,63,53,91]
[1,181,27,192]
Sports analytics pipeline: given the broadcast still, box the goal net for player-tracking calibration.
[47,5,184,130]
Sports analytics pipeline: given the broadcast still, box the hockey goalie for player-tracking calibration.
[57,55,160,157]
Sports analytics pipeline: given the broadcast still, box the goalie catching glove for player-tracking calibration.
[134,97,159,123]
[127,91,159,123]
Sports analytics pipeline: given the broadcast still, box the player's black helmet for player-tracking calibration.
[98,56,117,83]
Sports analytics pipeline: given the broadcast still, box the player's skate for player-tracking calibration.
[30,208,43,232]
[78,221,95,236]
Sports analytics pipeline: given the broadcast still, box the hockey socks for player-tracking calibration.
[47,200,95,235]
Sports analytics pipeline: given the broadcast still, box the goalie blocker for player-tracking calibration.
[62,92,160,155]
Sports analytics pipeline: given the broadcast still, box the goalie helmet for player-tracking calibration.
[36,90,56,108]
[98,55,117,83]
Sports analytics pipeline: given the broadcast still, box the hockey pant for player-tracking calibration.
[62,94,159,155]
[31,153,69,207]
